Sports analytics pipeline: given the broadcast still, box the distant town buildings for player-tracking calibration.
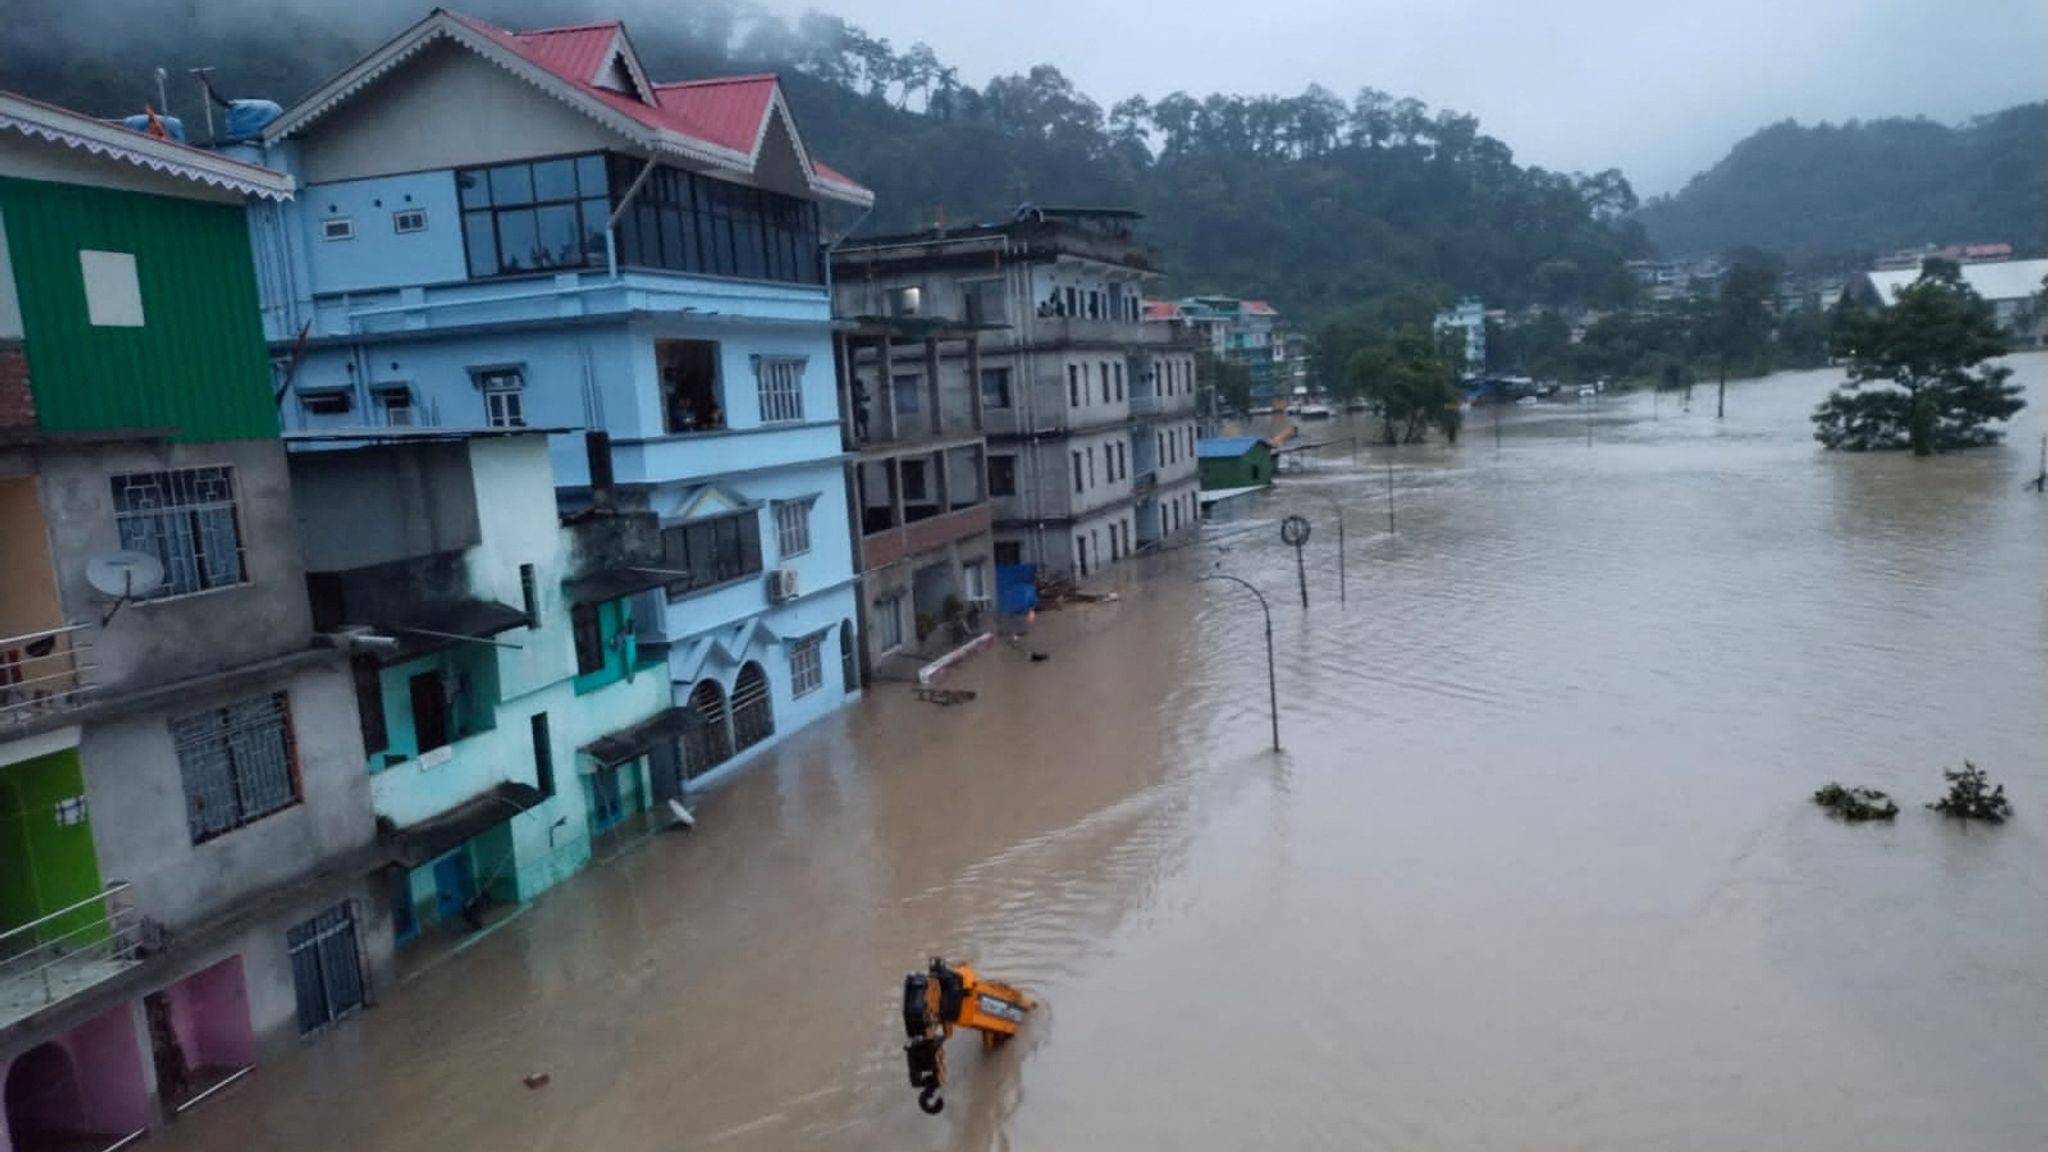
[1433,297,1488,375]
[1147,296,1305,405]
[834,206,1201,582]
[1872,242,2015,271]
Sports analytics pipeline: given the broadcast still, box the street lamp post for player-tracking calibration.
[1317,494,1347,607]
[1199,573,1280,752]
[1280,515,1312,610]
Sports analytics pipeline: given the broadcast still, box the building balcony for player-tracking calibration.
[0,883,146,1032]
[1131,470,1159,494]
[861,503,992,571]
[1,623,97,736]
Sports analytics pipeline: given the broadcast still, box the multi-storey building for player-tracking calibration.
[286,430,673,949]
[834,207,1201,580]
[1433,297,1488,376]
[1152,296,1292,404]
[1,93,389,1147]
[232,10,871,783]
[831,320,993,678]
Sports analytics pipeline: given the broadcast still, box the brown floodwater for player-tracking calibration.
[161,359,2048,1151]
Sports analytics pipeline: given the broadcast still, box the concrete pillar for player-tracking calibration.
[834,331,855,449]
[889,457,905,529]
[877,337,896,441]
[967,335,985,433]
[924,337,942,437]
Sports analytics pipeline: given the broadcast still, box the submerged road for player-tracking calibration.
[159,359,2048,1151]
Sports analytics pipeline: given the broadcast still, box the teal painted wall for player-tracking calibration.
[0,748,107,943]
[367,647,502,772]
[1199,444,1273,490]
[0,176,278,442]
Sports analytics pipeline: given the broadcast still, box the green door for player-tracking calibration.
[0,748,107,947]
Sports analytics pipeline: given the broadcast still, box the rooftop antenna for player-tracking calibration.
[188,67,216,144]
[153,67,169,122]
[85,550,166,625]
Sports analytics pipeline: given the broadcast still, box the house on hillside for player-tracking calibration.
[227,9,872,788]
[1,92,389,1147]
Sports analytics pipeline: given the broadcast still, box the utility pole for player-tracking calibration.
[2030,434,2047,494]
[1385,459,1396,533]
[1199,573,1280,752]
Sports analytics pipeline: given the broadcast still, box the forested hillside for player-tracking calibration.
[1635,105,2048,269]
[2,0,1648,320]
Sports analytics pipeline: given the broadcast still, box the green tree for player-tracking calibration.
[1197,350,1254,415]
[1709,259,1779,416]
[1351,326,1460,445]
[1812,261,2024,454]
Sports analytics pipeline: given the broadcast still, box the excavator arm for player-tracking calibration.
[902,957,1035,1115]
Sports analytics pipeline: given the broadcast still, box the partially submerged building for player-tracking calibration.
[834,206,1201,582]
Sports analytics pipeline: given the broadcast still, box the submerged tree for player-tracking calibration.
[1813,260,2024,454]
[1350,327,1460,445]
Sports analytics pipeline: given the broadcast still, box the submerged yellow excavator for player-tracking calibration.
[901,958,1035,1115]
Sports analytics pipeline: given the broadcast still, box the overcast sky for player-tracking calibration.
[787,0,2047,196]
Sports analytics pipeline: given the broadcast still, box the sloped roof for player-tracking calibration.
[1197,436,1266,459]
[0,90,295,201]
[1865,258,2048,305]
[266,10,868,206]
[1241,300,1279,316]
[1143,300,1182,321]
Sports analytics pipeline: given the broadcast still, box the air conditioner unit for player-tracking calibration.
[767,567,800,602]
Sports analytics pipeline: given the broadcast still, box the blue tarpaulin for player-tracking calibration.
[995,564,1038,616]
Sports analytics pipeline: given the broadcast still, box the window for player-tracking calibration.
[876,594,905,651]
[891,373,922,415]
[457,154,608,277]
[1087,446,1096,486]
[1068,365,1080,408]
[731,662,774,751]
[375,385,414,426]
[1072,451,1084,494]
[79,250,144,327]
[1064,286,1078,317]
[320,218,354,242]
[1099,362,1112,404]
[659,339,723,433]
[661,510,764,597]
[980,367,1012,409]
[351,656,386,756]
[519,563,540,626]
[995,541,1023,566]
[773,498,813,558]
[1114,363,1124,401]
[989,455,1017,497]
[757,357,807,424]
[840,620,858,693]
[962,562,988,602]
[531,713,555,798]
[300,387,351,416]
[900,459,930,502]
[392,209,428,234]
[174,692,299,843]
[606,157,821,285]
[791,635,823,697]
[288,905,364,1036]
[572,602,606,676]
[477,367,526,428]
[111,467,244,596]
[886,286,923,317]
[964,279,1007,325]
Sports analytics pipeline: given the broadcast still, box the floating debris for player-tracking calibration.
[1928,761,2012,823]
[915,687,977,706]
[1813,783,1899,822]
[523,1072,551,1090]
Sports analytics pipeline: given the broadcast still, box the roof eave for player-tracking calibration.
[0,93,295,201]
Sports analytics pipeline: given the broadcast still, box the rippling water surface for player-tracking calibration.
[162,360,2048,1151]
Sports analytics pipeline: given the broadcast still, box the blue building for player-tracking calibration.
[234,10,872,787]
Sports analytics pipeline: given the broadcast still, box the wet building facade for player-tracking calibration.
[833,207,1201,581]
[0,95,387,1149]
[236,10,873,786]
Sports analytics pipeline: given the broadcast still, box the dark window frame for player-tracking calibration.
[571,601,606,676]
[660,509,766,600]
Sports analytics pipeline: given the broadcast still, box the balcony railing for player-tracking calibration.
[0,882,146,1030]
[1129,394,1160,416]
[1,624,96,734]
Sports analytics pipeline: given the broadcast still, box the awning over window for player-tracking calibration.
[385,781,544,867]
[563,568,671,607]
[581,707,696,770]
[380,599,531,664]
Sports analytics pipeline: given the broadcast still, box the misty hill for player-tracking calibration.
[1635,105,2048,269]
[3,0,1648,319]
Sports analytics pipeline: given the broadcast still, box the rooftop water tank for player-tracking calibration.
[222,99,283,142]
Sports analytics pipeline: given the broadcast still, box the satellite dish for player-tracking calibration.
[87,551,166,599]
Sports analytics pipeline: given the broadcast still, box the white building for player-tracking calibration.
[1434,297,1487,375]
[1859,257,2048,348]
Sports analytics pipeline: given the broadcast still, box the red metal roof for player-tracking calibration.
[1241,299,1278,316]
[1143,300,1182,321]
[445,13,864,194]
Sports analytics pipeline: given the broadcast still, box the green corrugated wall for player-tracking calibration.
[0,175,277,442]
[0,747,107,945]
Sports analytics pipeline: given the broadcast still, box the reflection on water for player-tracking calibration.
[160,358,2048,1152]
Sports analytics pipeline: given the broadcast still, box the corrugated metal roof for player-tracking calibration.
[1197,436,1266,459]
[0,90,294,201]
[1241,300,1279,316]
[1143,300,1181,321]
[1865,258,2048,305]
[655,77,777,155]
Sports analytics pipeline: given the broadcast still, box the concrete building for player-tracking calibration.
[834,207,1201,580]
[286,431,672,949]
[1433,297,1488,376]
[1147,296,1296,406]
[1,93,390,1149]
[831,320,993,680]
[232,10,871,783]
[1854,257,2048,349]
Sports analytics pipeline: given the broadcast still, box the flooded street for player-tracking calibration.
[162,358,2047,1152]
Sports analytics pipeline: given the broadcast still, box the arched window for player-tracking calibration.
[731,662,774,753]
[684,679,732,778]
[839,619,859,693]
